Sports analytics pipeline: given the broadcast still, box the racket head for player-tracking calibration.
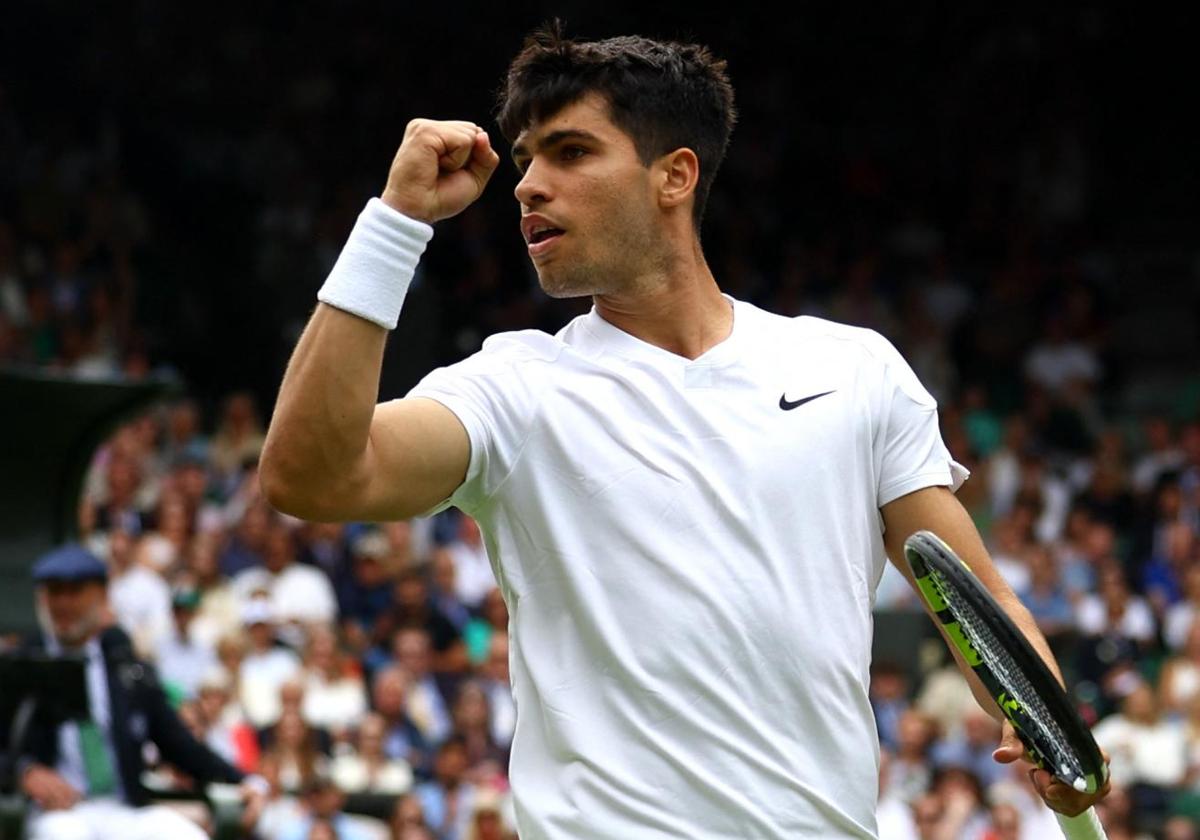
[903,529,1109,796]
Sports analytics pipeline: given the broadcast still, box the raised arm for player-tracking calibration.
[260,119,500,522]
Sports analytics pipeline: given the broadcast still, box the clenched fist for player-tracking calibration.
[381,119,501,224]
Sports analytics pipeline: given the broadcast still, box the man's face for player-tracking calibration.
[512,92,664,298]
[42,579,107,646]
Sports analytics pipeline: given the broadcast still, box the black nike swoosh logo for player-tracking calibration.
[779,390,836,411]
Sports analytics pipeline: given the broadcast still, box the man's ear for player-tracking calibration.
[656,147,700,211]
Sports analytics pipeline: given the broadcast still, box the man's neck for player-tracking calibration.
[593,254,731,360]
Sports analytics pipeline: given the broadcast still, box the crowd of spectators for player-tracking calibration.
[70,392,515,839]
[2,4,1199,839]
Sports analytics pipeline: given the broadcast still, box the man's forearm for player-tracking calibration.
[260,303,387,519]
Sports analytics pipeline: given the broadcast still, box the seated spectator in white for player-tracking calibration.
[372,665,432,777]
[1023,314,1101,394]
[156,586,218,698]
[194,666,261,773]
[393,626,453,746]
[239,598,303,728]
[187,531,242,649]
[928,708,1006,789]
[390,793,433,840]
[1017,545,1073,639]
[926,766,988,840]
[261,708,328,794]
[478,633,515,750]
[106,526,173,657]
[301,624,368,738]
[440,515,496,610]
[1093,681,1187,791]
[1166,565,1200,651]
[329,712,414,795]
[253,753,308,840]
[415,737,481,840]
[1075,562,1156,647]
[234,519,337,630]
[1161,620,1200,715]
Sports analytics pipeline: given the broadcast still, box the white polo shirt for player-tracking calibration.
[407,296,967,839]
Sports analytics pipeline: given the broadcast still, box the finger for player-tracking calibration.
[466,132,501,181]
[437,130,481,171]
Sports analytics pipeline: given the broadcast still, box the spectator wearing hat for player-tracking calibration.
[13,544,267,840]
[154,586,218,700]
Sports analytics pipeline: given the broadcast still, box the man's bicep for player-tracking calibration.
[357,397,471,521]
[880,486,1003,593]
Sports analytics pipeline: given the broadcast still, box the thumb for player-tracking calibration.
[992,721,1025,764]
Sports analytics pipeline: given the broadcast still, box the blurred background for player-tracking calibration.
[1,3,1197,839]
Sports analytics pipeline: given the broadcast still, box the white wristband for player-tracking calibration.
[317,197,435,329]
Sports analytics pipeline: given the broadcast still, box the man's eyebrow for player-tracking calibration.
[511,129,603,163]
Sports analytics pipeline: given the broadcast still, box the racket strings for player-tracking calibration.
[928,568,1083,779]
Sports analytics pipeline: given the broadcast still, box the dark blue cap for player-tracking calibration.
[31,544,108,584]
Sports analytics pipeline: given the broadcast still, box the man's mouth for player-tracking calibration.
[529,227,565,245]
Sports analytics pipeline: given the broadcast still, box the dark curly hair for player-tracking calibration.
[496,20,737,230]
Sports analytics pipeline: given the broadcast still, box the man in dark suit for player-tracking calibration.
[11,544,266,839]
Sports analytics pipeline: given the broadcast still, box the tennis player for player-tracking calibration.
[261,24,1108,838]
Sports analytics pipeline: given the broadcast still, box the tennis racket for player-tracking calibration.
[903,530,1109,840]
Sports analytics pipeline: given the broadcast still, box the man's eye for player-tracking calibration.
[561,146,586,161]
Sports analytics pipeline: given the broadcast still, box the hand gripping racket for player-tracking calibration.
[903,530,1109,840]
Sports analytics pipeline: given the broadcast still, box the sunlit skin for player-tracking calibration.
[511,92,732,361]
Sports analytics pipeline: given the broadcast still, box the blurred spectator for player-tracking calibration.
[262,708,328,793]
[429,550,472,633]
[477,634,515,751]
[463,588,507,668]
[390,793,432,840]
[329,712,415,795]
[375,569,463,671]
[1161,621,1200,715]
[221,498,273,577]
[233,519,338,648]
[1075,563,1156,647]
[871,662,911,753]
[209,391,266,489]
[275,774,383,840]
[239,598,303,728]
[928,708,1005,788]
[438,515,496,610]
[1131,417,1185,497]
[1017,544,1074,640]
[194,666,261,773]
[338,530,397,642]
[156,586,219,699]
[1166,564,1200,651]
[1093,682,1186,821]
[885,710,937,805]
[302,624,369,737]
[393,626,454,747]
[414,737,481,840]
[105,526,172,657]
[450,680,507,785]
[372,665,433,777]
[187,532,242,648]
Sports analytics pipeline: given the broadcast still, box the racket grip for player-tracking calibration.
[1056,807,1107,840]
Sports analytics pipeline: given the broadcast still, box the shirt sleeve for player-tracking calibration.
[403,333,548,516]
[869,332,969,508]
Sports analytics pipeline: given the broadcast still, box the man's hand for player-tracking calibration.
[237,776,269,829]
[993,721,1112,816]
[381,119,501,224]
[20,764,81,811]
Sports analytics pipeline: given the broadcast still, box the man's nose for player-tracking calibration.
[514,159,552,206]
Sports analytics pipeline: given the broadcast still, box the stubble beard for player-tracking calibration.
[535,210,661,299]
